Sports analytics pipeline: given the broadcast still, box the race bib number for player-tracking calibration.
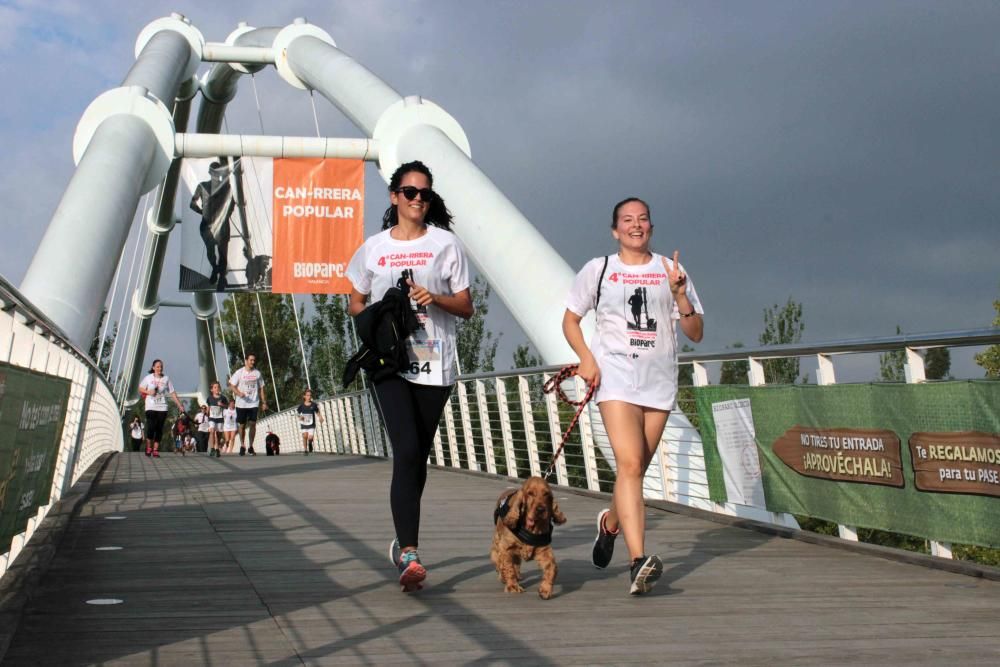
[299,412,314,426]
[404,339,443,384]
[149,382,166,408]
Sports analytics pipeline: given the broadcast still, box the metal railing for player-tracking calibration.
[257,327,1000,559]
[0,275,123,580]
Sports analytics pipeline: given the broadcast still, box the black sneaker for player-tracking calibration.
[629,554,663,595]
[592,509,619,569]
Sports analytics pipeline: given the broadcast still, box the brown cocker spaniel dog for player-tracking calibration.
[490,476,567,600]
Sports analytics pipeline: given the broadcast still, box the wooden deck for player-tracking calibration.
[3,452,1000,666]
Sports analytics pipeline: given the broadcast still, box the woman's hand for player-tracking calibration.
[576,354,601,389]
[406,279,434,307]
[664,250,687,297]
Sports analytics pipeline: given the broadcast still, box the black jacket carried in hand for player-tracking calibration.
[342,287,420,387]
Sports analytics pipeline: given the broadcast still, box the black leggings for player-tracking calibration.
[372,377,452,550]
[145,410,168,443]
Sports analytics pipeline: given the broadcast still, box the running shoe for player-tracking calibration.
[629,554,663,595]
[152,450,160,459]
[388,537,401,567]
[397,549,426,593]
[592,508,619,569]
[145,447,151,457]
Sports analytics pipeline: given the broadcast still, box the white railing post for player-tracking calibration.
[748,357,766,386]
[475,380,497,475]
[692,361,709,388]
[574,375,600,491]
[495,378,517,478]
[518,375,541,477]
[905,347,926,383]
[456,382,479,471]
[542,372,569,486]
[443,397,461,468]
[432,431,445,466]
[816,353,836,385]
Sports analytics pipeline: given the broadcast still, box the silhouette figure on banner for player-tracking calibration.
[626,287,657,332]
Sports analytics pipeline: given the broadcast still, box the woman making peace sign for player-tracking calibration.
[562,197,704,595]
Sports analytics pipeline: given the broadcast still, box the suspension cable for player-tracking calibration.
[231,293,247,359]
[255,291,281,412]
[215,293,233,370]
[309,90,365,393]
[97,232,128,376]
[109,193,150,390]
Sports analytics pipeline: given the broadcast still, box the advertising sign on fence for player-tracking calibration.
[695,382,1000,548]
[0,362,71,553]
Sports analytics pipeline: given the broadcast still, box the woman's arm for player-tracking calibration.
[348,288,369,317]
[562,309,601,388]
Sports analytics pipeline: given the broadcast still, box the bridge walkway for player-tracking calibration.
[4,453,1000,666]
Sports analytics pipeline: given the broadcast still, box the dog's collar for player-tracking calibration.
[494,491,553,548]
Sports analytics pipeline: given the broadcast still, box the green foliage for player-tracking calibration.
[305,294,361,397]
[759,297,804,384]
[880,326,951,382]
[924,347,951,380]
[719,342,750,385]
[512,342,543,369]
[216,293,306,412]
[456,276,499,375]
[879,326,906,382]
[89,308,117,378]
[975,298,1000,377]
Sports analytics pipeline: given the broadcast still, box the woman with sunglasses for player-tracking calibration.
[346,160,473,592]
[562,197,704,595]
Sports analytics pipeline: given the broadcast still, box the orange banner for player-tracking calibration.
[271,158,364,294]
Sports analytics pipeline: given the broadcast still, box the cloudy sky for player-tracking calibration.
[1,0,998,392]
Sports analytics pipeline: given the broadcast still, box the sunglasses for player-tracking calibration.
[394,186,434,202]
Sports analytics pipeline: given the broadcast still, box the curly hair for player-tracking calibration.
[381,160,453,231]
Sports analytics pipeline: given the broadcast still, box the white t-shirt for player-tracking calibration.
[130,423,143,439]
[229,367,264,408]
[195,412,210,432]
[346,225,470,386]
[223,407,237,431]
[139,373,174,412]
[566,253,704,410]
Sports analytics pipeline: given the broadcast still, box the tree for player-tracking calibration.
[925,347,951,380]
[456,276,499,375]
[512,342,543,369]
[719,342,750,385]
[89,308,117,378]
[880,326,951,381]
[305,294,360,396]
[974,299,1000,377]
[759,298,804,384]
[677,344,695,387]
[216,293,306,412]
[879,326,906,382]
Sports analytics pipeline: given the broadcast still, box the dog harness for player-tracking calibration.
[494,490,553,547]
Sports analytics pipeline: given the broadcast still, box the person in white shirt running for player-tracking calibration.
[137,359,185,458]
[222,403,238,453]
[228,353,268,456]
[563,197,705,595]
[347,160,473,593]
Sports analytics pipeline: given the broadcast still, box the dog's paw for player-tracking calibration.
[504,582,525,594]
[538,583,553,600]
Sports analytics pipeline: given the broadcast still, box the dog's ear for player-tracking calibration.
[551,497,567,525]
[502,490,523,530]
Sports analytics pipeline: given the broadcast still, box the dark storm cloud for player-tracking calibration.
[1,1,997,390]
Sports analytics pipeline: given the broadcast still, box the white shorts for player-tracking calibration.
[301,429,315,438]
[594,351,677,411]
[223,425,237,433]
[209,421,223,432]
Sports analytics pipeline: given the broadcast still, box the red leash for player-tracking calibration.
[540,365,596,481]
